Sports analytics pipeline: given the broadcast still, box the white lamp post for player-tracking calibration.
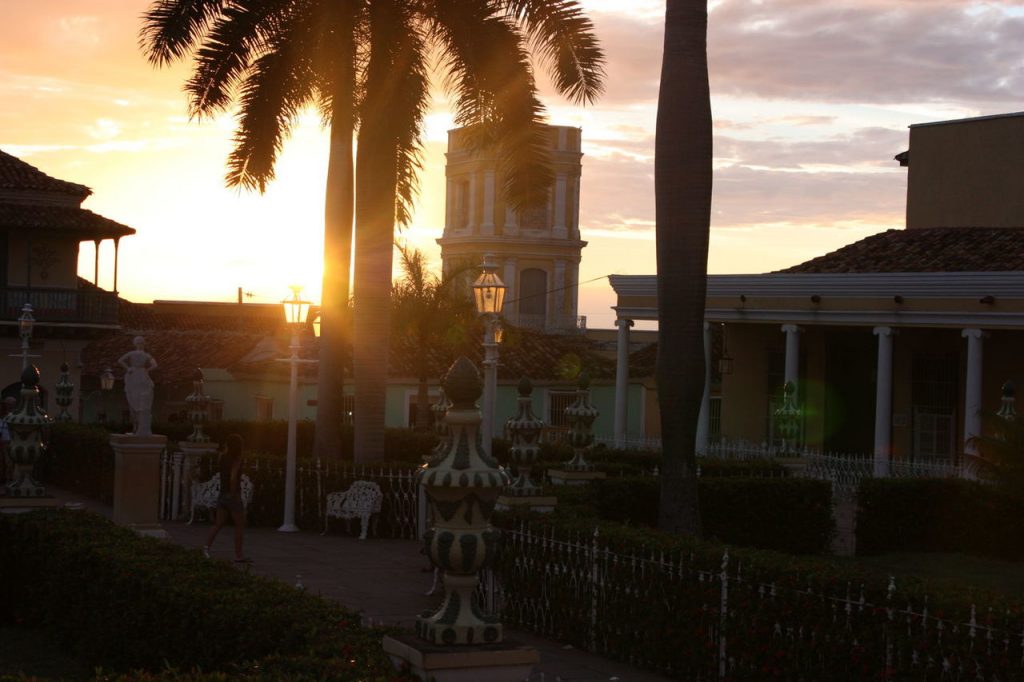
[472,256,506,456]
[16,303,36,370]
[279,286,311,533]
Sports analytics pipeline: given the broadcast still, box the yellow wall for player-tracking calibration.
[7,236,81,288]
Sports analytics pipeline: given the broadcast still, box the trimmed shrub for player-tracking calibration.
[492,512,1022,681]
[857,478,1024,559]
[0,510,412,679]
[546,476,834,554]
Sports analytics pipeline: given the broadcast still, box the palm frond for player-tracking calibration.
[500,0,605,104]
[184,0,296,117]
[428,3,552,209]
[224,12,318,192]
[140,0,226,66]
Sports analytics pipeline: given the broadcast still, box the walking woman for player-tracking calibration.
[203,434,251,563]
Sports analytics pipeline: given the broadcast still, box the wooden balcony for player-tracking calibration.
[3,286,119,326]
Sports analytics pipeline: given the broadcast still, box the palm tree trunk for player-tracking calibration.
[352,2,401,464]
[655,0,711,537]
[314,33,355,461]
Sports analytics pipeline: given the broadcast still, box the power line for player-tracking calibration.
[502,274,611,306]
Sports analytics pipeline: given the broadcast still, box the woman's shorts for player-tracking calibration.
[216,493,244,514]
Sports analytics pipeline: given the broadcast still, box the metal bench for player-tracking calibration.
[188,472,254,524]
[322,480,383,540]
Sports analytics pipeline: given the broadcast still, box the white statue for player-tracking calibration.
[118,335,158,436]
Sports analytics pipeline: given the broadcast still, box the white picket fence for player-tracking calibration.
[158,449,423,539]
[483,519,1024,680]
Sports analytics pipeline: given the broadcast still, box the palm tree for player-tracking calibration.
[391,245,475,431]
[140,0,604,464]
[655,0,712,536]
[140,0,358,460]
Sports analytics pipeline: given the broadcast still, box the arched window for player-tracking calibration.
[518,268,547,328]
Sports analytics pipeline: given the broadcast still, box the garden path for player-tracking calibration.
[50,487,673,682]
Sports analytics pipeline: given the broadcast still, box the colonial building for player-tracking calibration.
[610,111,1024,468]
[0,150,133,413]
[437,125,587,332]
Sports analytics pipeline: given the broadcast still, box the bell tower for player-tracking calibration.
[437,125,587,332]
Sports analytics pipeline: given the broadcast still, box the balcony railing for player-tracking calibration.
[515,313,587,333]
[3,287,120,326]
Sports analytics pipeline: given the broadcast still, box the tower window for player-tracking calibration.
[519,268,547,327]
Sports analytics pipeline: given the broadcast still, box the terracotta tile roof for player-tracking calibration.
[0,202,135,239]
[0,150,90,198]
[84,299,618,387]
[779,227,1024,273]
[81,301,288,385]
[388,328,616,383]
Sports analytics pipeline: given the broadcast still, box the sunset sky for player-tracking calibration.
[2,1,1022,329]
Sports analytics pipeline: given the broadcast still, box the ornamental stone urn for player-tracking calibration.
[54,362,74,423]
[417,356,510,646]
[3,365,54,498]
[425,388,452,465]
[564,371,599,471]
[184,367,211,444]
[547,372,605,486]
[505,378,544,496]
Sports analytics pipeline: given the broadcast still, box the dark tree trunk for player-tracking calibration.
[352,1,401,464]
[655,0,711,537]
[314,80,354,461]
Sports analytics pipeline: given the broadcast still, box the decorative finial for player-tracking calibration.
[518,376,533,397]
[443,357,482,408]
[193,367,204,382]
[60,361,69,373]
[577,371,591,391]
[21,365,40,389]
[1003,381,1015,399]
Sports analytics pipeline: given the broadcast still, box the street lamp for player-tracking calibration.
[279,285,312,533]
[472,256,506,456]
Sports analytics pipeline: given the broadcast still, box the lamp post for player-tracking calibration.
[472,256,506,457]
[278,286,312,533]
[12,304,38,371]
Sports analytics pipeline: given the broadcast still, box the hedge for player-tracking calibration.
[493,512,1024,680]
[0,510,414,680]
[857,478,1024,560]
[546,476,834,554]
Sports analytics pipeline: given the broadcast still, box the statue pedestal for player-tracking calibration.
[546,469,606,486]
[495,494,557,513]
[382,634,538,682]
[110,434,168,538]
[0,496,61,514]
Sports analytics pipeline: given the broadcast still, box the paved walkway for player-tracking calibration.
[51,488,673,681]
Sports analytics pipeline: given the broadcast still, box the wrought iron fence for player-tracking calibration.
[159,450,421,539]
[485,519,1024,680]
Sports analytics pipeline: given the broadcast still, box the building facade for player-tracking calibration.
[437,125,587,332]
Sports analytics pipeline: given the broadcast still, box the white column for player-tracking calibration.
[696,322,712,454]
[614,318,634,447]
[571,177,581,238]
[482,318,499,457]
[873,327,895,477]
[553,173,568,238]
[481,170,495,235]
[781,324,802,396]
[504,206,518,235]
[445,178,454,231]
[468,173,477,233]
[553,260,566,328]
[963,328,985,457]
[502,258,517,320]
[568,261,580,321]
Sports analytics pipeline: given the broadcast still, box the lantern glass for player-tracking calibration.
[100,367,115,391]
[282,286,311,326]
[18,303,34,339]
[472,260,506,316]
[312,313,322,338]
[494,324,505,344]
